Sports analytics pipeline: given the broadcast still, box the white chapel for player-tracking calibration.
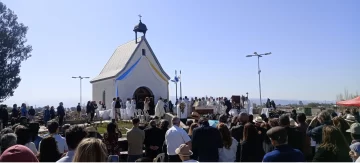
[90,18,170,109]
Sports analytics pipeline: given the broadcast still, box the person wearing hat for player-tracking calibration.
[346,114,357,125]
[349,142,360,162]
[176,144,198,162]
[0,145,39,162]
[262,126,305,162]
[279,114,303,152]
[347,123,360,145]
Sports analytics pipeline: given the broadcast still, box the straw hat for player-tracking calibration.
[253,117,264,123]
[175,144,193,156]
[346,114,356,123]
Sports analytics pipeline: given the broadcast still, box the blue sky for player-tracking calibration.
[2,0,359,107]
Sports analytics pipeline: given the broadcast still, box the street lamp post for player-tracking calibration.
[246,52,271,107]
[72,76,90,106]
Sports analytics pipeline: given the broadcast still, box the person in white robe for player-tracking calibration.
[111,98,116,120]
[144,97,150,112]
[177,101,188,124]
[130,98,136,118]
[124,99,132,120]
[154,98,165,118]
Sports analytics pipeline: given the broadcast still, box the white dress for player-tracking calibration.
[124,101,132,120]
[154,100,165,117]
[110,101,116,120]
[144,101,150,112]
[130,100,136,117]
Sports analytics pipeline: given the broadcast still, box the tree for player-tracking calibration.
[0,2,32,102]
[299,101,304,106]
[307,102,321,108]
[336,89,359,101]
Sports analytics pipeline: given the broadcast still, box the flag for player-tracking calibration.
[171,76,179,83]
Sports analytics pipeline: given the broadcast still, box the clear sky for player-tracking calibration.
[2,0,359,107]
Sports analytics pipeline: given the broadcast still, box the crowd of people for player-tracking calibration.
[2,99,360,162]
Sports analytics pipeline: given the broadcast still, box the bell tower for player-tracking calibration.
[133,15,148,44]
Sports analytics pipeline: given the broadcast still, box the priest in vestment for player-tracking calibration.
[177,101,188,124]
[154,98,165,118]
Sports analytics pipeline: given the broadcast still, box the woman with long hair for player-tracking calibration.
[332,116,352,145]
[240,123,265,162]
[38,136,62,162]
[188,123,199,139]
[103,122,121,155]
[73,138,108,162]
[313,125,352,162]
[217,123,238,162]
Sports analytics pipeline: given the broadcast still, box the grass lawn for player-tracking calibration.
[96,121,133,135]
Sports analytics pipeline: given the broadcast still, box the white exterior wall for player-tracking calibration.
[116,40,168,103]
[92,39,169,109]
[92,78,115,110]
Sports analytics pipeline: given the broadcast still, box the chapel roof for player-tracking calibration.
[90,37,170,83]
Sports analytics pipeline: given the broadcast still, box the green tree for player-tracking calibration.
[307,102,321,108]
[0,2,32,102]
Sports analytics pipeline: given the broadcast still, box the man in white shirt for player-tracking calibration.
[165,117,191,162]
[40,121,68,154]
[56,126,87,162]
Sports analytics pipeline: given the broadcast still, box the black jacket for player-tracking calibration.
[28,108,35,116]
[240,140,264,162]
[192,124,223,162]
[286,126,303,151]
[313,146,352,162]
[77,105,81,112]
[230,123,245,142]
[57,106,65,116]
[115,100,121,108]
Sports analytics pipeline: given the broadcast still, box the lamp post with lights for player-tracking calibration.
[72,76,90,106]
[246,52,271,106]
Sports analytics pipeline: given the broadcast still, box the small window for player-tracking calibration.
[142,49,146,56]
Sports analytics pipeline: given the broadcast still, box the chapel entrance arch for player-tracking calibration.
[133,86,154,110]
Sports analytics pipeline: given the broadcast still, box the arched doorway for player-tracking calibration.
[133,87,154,111]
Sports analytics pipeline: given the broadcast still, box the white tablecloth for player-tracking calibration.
[99,110,111,120]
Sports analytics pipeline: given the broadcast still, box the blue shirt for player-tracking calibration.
[34,136,43,150]
[262,144,304,162]
[56,150,74,162]
[21,107,27,117]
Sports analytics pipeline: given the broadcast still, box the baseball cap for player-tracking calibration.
[347,123,360,134]
[350,142,360,155]
[175,144,193,156]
